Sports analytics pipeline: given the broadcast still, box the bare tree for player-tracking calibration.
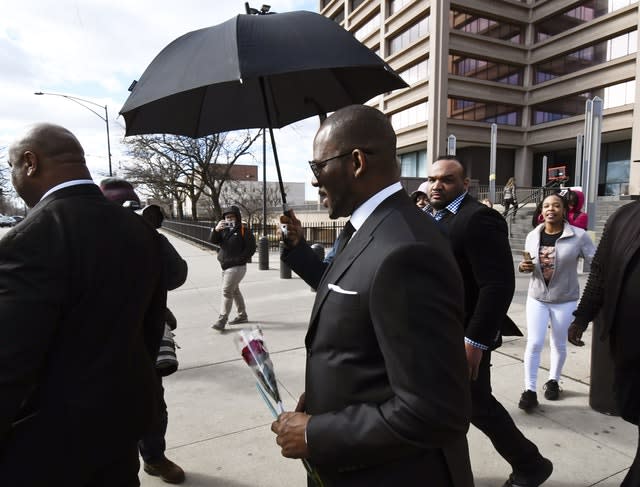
[219,181,285,224]
[122,131,260,220]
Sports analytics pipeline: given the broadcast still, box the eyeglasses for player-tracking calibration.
[308,150,354,178]
[309,149,373,178]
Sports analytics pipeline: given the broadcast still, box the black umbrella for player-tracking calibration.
[120,10,408,210]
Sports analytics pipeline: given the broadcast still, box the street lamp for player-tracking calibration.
[34,91,113,176]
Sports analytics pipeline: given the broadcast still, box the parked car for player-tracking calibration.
[10,215,24,223]
[0,215,16,227]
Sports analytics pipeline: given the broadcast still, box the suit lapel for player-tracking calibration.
[305,192,403,347]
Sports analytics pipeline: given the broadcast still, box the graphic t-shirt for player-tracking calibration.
[539,230,562,285]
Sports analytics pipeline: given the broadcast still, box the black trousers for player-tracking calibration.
[470,350,544,474]
[138,378,168,463]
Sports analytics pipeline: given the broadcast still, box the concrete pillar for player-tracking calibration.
[427,0,450,167]
[515,147,534,186]
[629,8,640,196]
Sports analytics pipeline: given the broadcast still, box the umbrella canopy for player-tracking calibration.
[120,10,408,137]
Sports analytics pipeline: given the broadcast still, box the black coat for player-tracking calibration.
[573,201,640,424]
[304,190,473,487]
[210,223,256,270]
[437,194,521,347]
[0,184,167,484]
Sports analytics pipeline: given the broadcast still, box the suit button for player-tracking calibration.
[307,350,312,358]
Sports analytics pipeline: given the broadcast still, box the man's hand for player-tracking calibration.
[278,210,303,248]
[568,321,585,346]
[214,220,226,232]
[465,342,483,381]
[270,411,310,459]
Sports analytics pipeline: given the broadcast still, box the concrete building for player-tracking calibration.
[320,0,640,196]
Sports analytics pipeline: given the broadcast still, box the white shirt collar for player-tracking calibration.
[350,181,403,231]
[40,179,96,201]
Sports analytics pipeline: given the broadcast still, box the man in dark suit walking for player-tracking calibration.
[424,157,552,487]
[271,105,473,486]
[0,123,166,486]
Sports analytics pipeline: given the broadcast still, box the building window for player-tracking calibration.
[399,150,427,177]
[389,0,412,16]
[398,58,428,85]
[355,12,381,41]
[531,92,591,125]
[535,0,635,42]
[534,30,637,84]
[450,9,523,44]
[350,0,366,12]
[449,54,523,85]
[531,79,635,125]
[387,16,429,55]
[331,8,345,24]
[604,79,635,108]
[390,101,428,130]
[448,97,521,126]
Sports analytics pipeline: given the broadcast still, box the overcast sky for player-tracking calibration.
[0,0,321,200]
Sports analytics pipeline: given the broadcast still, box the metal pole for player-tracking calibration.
[542,155,548,188]
[586,97,603,231]
[582,99,594,194]
[259,127,269,270]
[574,133,583,189]
[489,124,497,204]
[447,134,456,156]
[104,105,113,176]
[262,128,267,235]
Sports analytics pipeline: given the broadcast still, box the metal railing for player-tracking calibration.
[500,181,564,237]
[162,219,346,250]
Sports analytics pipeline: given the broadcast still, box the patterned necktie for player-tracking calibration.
[335,221,355,256]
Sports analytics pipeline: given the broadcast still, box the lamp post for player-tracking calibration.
[34,91,113,176]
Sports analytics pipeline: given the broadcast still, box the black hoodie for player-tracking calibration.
[210,206,256,269]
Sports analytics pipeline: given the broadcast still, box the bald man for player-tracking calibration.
[271,105,472,486]
[0,124,166,486]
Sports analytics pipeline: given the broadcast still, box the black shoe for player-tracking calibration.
[503,457,553,487]
[228,314,248,325]
[144,456,186,484]
[543,379,560,400]
[518,390,538,411]
[212,315,227,331]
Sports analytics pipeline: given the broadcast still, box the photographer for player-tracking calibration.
[100,178,187,484]
[210,205,256,331]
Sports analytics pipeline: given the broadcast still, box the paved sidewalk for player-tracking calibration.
[143,231,636,487]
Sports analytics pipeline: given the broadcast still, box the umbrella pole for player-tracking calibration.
[259,77,289,215]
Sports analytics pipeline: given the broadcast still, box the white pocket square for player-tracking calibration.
[328,283,358,295]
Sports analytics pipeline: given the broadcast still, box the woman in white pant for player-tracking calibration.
[517,193,595,411]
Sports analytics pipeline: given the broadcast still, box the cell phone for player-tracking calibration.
[522,251,533,262]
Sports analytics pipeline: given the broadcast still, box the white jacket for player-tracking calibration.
[524,222,596,303]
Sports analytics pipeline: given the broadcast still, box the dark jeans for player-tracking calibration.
[470,350,544,475]
[503,198,517,216]
[138,378,168,464]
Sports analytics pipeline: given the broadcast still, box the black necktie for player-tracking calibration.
[335,221,355,256]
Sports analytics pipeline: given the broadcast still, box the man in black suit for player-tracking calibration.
[424,157,552,487]
[271,105,473,486]
[0,123,166,486]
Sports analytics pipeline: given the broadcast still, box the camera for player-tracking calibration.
[222,220,235,229]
